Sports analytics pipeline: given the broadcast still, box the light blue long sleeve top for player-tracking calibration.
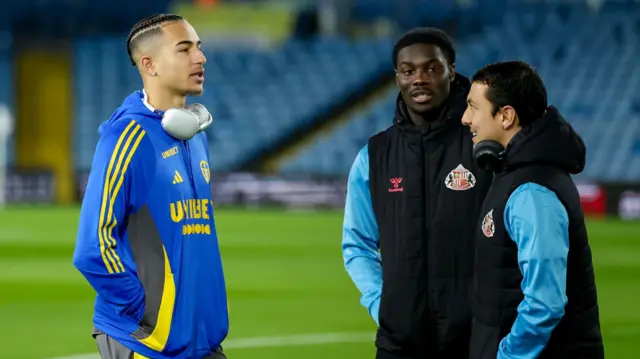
[498,182,570,359]
[341,145,383,325]
[341,146,569,358]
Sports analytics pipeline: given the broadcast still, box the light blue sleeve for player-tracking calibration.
[341,144,382,325]
[498,183,569,359]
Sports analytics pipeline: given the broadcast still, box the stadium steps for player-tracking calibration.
[258,76,396,174]
[239,69,395,173]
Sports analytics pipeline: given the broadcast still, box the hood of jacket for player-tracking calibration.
[505,106,586,174]
[98,90,163,136]
[393,73,471,134]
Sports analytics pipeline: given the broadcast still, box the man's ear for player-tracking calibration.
[500,106,517,130]
[140,56,156,76]
[449,63,456,82]
[395,70,400,87]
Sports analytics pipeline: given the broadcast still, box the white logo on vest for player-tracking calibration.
[482,209,495,238]
[444,164,476,191]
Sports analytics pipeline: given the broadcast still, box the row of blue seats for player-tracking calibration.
[0,35,393,171]
[280,6,640,181]
[0,50,13,166]
[73,36,394,171]
[349,0,640,28]
[280,88,640,181]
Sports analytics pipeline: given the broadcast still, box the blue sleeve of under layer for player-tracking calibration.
[341,145,382,325]
[498,183,569,359]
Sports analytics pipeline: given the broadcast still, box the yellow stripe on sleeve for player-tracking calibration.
[97,120,144,274]
[103,127,146,273]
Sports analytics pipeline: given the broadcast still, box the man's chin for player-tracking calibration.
[186,87,204,96]
[410,98,444,113]
[410,102,437,114]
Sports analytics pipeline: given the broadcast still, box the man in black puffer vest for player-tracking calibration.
[341,28,493,359]
[461,60,604,359]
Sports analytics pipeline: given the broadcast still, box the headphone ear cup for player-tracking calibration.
[162,108,200,140]
[186,103,214,133]
[473,140,505,171]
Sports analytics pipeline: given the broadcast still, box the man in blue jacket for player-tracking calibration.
[73,14,229,359]
[462,60,603,358]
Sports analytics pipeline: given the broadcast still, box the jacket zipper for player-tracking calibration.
[423,137,434,311]
[182,140,197,196]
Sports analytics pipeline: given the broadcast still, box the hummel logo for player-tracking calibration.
[389,177,403,192]
[172,170,184,184]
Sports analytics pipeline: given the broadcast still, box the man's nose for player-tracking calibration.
[195,51,206,64]
[461,111,471,125]
[412,70,428,85]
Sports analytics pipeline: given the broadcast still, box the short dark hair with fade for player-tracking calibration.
[126,13,184,66]
[392,27,456,68]
[471,60,548,127]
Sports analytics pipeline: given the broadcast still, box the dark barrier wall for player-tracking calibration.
[4,169,640,220]
[604,183,640,220]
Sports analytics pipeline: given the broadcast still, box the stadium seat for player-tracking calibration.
[0,49,14,166]
[280,4,640,181]
[72,36,393,172]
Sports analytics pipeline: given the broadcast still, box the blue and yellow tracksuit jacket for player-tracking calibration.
[72,90,229,359]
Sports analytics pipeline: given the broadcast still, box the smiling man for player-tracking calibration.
[462,60,604,359]
[73,14,229,359]
[341,27,493,359]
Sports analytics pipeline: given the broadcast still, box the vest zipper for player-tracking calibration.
[423,137,434,311]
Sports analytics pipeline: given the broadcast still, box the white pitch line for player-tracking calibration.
[46,331,374,359]
[223,331,374,348]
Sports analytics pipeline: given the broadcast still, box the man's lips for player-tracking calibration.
[190,70,204,83]
[190,70,204,78]
[411,89,433,104]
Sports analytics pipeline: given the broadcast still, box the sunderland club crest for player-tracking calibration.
[481,209,495,238]
[444,164,476,191]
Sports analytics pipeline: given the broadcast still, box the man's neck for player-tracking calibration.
[501,127,521,148]
[143,87,186,112]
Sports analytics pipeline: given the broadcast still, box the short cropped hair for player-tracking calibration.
[392,27,456,68]
[471,60,548,127]
[126,14,184,66]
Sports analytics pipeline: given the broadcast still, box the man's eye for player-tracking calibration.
[404,70,414,76]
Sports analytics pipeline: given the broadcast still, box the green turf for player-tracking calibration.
[0,206,638,358]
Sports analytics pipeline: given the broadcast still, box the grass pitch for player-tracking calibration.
[0,206,637,358]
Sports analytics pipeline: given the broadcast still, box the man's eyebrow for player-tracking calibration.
[398,58,441,67]
[175,40,201,47]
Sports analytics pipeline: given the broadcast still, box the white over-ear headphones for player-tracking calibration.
[141,90,213,140]
[161,103,213,140]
